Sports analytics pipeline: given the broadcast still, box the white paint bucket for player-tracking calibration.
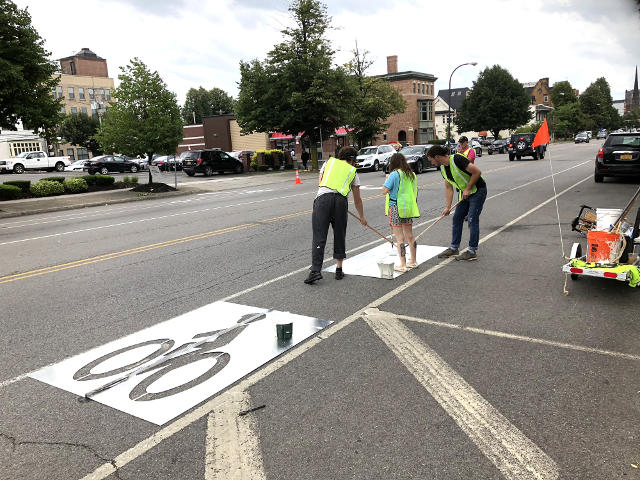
[377,258,395,279]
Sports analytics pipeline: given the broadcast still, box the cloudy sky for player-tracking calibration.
[16,0,640,105]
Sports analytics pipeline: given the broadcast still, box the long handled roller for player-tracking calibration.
[348,210,394,247]
[414,200,461,243]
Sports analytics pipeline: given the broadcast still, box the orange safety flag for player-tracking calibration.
[532,118,550,148]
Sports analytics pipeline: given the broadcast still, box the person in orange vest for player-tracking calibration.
[457,136,476,164]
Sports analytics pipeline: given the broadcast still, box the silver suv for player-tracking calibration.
[355,145,396,172]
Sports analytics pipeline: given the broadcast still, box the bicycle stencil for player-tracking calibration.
[30,301,332,425]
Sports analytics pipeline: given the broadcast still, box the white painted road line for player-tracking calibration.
[396,313,640,362]
[364,309,559,480]
[205,391,266,480]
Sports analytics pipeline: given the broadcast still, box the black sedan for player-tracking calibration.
[488,139,509,155]
[384,145,434,174]
[594,132,640,182]
[84,155,140,175]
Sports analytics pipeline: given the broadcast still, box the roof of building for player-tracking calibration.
[376,70,437,82]
[59,48,104,62]
[436,88,470,111]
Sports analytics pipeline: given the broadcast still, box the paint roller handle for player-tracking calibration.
[415,200,461,242]
[348,210,394,246]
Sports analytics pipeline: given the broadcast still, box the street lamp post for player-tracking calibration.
[447,62,477,151]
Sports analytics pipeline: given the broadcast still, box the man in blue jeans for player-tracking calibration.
[426,145,487,261]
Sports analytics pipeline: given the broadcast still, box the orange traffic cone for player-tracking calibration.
[295,169,302,185]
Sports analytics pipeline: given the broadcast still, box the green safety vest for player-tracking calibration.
[440,154,478,201]
[460,147,474,160]
[385,170,420,218]
[319,157,357,196]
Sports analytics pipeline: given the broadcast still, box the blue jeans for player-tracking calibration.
[450,187,487,254]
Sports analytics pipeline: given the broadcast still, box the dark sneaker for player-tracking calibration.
[335,269,344,280]
[455,251,477,261]
[437,248,459,258]
[304,271,323,284]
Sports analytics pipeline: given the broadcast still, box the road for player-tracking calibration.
[0,142,638,480]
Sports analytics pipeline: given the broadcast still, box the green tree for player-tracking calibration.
[454,65,532,139]
[0,0,62,141]
[236,0,350,170]
[623,108,640,129]
[548,102,585,139]
[181,86,235,124]
[579,77,619,131]
[343,44,406,148]
[550,80,578,107]
[95,58,183,183]
[59,113,102,155]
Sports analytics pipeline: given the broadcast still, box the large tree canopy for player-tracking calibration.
[236,0,350,170]
[95,58,183,183]
[0,0,61,140]
[579,77,620,131]
[550,80,578,107]
[59,113,102,155]
[454,65,532,139]
[181,86,235,125]
[343,44,406,148]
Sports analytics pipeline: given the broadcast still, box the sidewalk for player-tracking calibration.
[0,169,313,219]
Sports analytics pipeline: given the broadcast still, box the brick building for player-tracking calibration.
[374,55,437,145]
[52,48,115,160]
[624,66,639,114]
[177,115,269,154]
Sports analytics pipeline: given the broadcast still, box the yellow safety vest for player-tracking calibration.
[440,154,478,201]
[385,170,420,218]
[319,157,357,196]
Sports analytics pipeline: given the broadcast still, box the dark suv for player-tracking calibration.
[594,132,640,182]
[182,150,244,176]
[508,133,546,161]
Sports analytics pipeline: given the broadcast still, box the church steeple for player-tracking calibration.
[634,65,638,92]
[633,65,640,111]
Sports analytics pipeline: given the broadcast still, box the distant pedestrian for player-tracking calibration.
[301,150,310,170]
[457,136,476,164]
[426,145,487,261]
[382,153,420,271]
[304,146,367,284]
[290,149,296,167]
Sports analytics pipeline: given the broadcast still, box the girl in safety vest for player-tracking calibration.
[382,153,420,272]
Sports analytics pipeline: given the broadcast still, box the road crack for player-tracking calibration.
[0,432,122,479]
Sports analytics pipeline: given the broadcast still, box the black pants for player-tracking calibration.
[311,193,348,271]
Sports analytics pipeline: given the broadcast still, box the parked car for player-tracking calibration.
[575,132,590,144]
[152,154,182,171]
[585,131,592,139]
[65,159,87,171]
[182,149,244,176]
[385,145,434,174]
[83,155,140,174]
[470,139,483,157]
[355,145,396,172]
[594,132,640,183]
[479,136,495,146]
[596,130,608,139]
[0,151,71,174]
[507,133,546,161]
[488,139,509,155]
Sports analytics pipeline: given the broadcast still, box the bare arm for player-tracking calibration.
[443,182,454,216]
[351,186,367,226]
[462,163,482,200]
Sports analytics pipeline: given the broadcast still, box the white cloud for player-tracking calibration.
[15,0,640,104]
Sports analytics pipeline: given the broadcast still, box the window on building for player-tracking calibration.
[88,88,94,100]
[71,107,77,116]
[9,141,42,157]
[68,87,75,100]
[77,148,89,160]
[99,88,105,99]
[69,61,76,75]
[81,107,87,115]
[422,84,425,95]
[60,106,66,114]
[412,83,416,93]
[538,88,542,94]
[105,89,111,101]
[544,95,549,103]
[531,96,536,105]
[419,100,433,121]
[56,86,63,98]
[67,148,76,161]
[79,88,85,100]
[51,88,56,98]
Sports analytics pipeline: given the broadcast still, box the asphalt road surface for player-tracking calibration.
[1,142,638,480]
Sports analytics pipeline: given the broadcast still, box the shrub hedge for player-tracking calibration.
[95,174,115,186]
[0,184,22,201]
[42,176,65,184]
[82,175,97,185]
[30,180,65,197]
[3,180,31,192]
[63,177,89,194]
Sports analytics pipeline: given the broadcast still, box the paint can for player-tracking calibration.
[276,323,293,341]
[377,258,395,279]
[587,230,623,265]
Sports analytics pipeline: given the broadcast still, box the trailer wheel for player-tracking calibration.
[570,243,582,280]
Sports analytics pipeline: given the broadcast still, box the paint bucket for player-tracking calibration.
[377,258,395,279]
[587,230,623,265]
[276,323,293,341]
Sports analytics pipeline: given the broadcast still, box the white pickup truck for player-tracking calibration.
[0,151,72,174]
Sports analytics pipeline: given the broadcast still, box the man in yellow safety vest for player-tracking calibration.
[457,136,476,164]
[304,146,367,284]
